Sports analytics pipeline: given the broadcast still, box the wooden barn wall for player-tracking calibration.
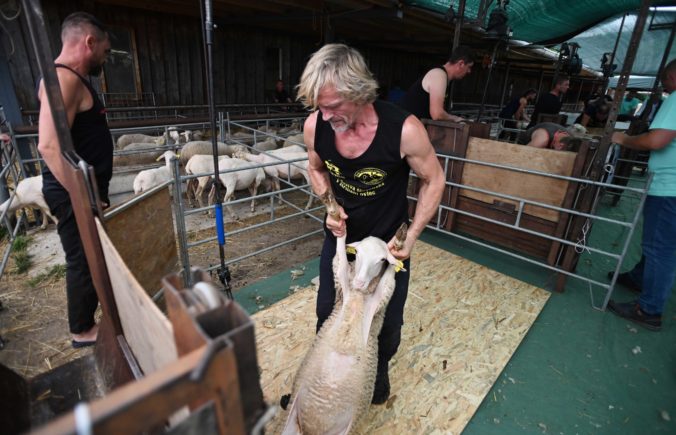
[2,1,598,116]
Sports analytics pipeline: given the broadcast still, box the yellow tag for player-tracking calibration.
[395,261,406,273]
[346,246,357,255]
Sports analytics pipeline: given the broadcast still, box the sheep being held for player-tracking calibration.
[282,220,408,435]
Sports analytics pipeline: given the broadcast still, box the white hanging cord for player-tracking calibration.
[575,219,592,254]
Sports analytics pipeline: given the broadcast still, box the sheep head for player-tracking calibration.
[347,237,401,292]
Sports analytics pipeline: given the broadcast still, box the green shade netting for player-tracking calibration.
[405,2,675,76]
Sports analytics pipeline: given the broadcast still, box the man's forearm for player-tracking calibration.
[613,131,659,151]
[407,177,443,243]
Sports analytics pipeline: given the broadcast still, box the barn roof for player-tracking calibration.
[95,1,675,77]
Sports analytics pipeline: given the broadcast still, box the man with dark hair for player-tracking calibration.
[526,76,570,128]
[37,12,112,348]
[608,59,676,331]
[400,46,474,122]
[575,100,610,128]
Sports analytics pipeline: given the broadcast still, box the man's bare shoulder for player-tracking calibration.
[39,68,84,102]
[303,111,319,148]
[400,115,430,156]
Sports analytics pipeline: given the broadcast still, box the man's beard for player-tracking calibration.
[328,115,352,133]
[89,62,104,77]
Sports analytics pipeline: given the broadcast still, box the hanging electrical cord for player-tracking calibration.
[200,0,232,299]
[0,0,21,20]
[0,1,21,57]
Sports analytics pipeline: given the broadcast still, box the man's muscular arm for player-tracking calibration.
[304,112,348,237]
[37,69,86,189]
[391,116,444,259]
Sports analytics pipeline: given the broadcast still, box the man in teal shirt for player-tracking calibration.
[608,59,676,331]
[618,89,641,121]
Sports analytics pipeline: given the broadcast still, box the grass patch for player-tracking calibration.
[13,251,33,274]
[0,225,7,242]
[12,235,30,252]
[27,264,67,288]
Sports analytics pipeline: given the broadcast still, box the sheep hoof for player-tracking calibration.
[371,369,391,405]
[280,393,291,410]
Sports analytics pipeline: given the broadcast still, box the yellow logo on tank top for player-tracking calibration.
[354,168,386,185]
[324,160,388,197]
[325,160,343,178]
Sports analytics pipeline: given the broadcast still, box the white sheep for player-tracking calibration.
[206,158,266,219]
[282,133,305,149]
[184,154,231,209]
[178,140,235,166]
[169,128,193,144]
[132,151,177,195]
[115,133,165,149]
[252,136,279,153]
[282,221,407,434]
[113,142,171,167]
[233,150,313,209]
[0,175,57,230]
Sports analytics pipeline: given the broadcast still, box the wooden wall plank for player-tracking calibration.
[132,14,152,97]
[146,14,166,105]
[96,219,177,376]
[460,137,578,222]
[163,15,180,105]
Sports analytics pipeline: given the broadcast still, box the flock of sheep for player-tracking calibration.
[0,121,310,230]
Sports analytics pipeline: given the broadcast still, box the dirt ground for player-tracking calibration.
[0,195,324,379]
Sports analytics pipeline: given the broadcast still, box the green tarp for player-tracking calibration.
[406,1,675,76]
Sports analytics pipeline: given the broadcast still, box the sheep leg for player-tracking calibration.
[360,267,396,347]
[40,206,57,229]
[334,235,350,293]
[248,181,259,213]
[222,182,239,220]
[281,393,302,435]
[186,178,197,207]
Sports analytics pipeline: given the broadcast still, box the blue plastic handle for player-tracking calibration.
[214,204,225,246]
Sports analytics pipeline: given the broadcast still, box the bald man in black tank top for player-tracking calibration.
[37,12,113,348]
[297,44,445,404]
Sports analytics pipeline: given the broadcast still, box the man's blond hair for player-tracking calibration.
[296,44,378,110]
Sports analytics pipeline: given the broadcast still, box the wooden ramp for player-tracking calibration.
[256,241,550,434]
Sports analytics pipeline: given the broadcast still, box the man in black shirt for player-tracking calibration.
[37,12,113,348]
[527,76,570,128]
[297,44,444,404]
[400,46,474,121]
[274,79,292,104]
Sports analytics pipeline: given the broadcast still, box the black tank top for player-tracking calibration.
[315,100,411,244]
[41,64,114,207]
[499,96,521,119]
[400,66,447,120]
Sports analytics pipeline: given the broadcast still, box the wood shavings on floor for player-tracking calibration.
[254,241,550,434]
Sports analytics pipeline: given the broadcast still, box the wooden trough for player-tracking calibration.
[410,120,602,291]
[0,157,266,434]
